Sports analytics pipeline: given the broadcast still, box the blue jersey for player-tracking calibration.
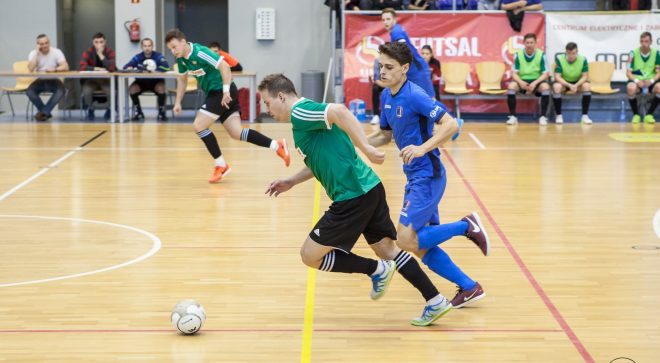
[380,80,448,179]
[123,51,170,72]
[389,24,435,97]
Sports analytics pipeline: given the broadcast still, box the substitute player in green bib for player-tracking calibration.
[626,31,660,124]
[552,42,593,124]
[165,29,290,183]
[261,74,454,326]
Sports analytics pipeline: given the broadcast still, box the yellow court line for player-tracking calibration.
[300,181,322,363]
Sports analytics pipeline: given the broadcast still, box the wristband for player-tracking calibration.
[223,85,230,93]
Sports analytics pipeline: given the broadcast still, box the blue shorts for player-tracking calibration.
[399,174,447,231]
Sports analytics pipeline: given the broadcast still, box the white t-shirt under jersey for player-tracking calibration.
[28,47,66,71]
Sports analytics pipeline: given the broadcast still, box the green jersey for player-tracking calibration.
[290,98,381,202]
[555,54,588,83]
[514,49,546,82]
[176,42,224,94]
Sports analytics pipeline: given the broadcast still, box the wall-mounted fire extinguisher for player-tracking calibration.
[124,18,141,43]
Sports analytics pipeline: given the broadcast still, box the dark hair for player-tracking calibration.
[209,41,222,49]
[381,8,396,17]
[93,32,105,40]
[523,33,537,41]
[141,37,154,46]
[421,45,440,67]
[378,42,412,67]
[36,34,47,40]
[565,42,578,51]
[165,28,186,43]
[258,73,298,97]
[641,31,652,40]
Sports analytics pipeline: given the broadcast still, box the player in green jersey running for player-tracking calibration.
[260,73,453,326]
[165,29,290,183]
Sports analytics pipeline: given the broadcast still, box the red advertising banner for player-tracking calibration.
[344,12,545,114]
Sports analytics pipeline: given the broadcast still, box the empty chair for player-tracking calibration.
[442,62,471,94]
[588,62,619,94]
[0,61,34,117]
[476,61,507,95]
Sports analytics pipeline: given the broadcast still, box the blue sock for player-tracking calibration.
[417,221,468,250]
[421,246,476,290]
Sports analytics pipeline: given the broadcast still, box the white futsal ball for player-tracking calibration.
[143,59,157,72]
[171,299,206,335]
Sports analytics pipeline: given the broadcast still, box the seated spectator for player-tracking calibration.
[345,0,361,10]
[421,45,441,100]
[123,37,170,121]
[501,0,542,12]
[26,34,69,121]
[434,0,464,9]
[404,0,432,9]
[626,32,660,124]
[208,41,243,72]
[478,0,500,10]
[505,33,550,126]
[374,0,404,9]
[79,32,116,120]
[552,42,593,125]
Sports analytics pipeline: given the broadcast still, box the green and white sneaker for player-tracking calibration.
[410,297,453,326]
[370,260,396,300]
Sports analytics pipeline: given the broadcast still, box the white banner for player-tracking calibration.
[546,13,660,82]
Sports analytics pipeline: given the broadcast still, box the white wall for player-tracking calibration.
[0,0,59,90]
[227,0,332,99]
[114,0,157,68]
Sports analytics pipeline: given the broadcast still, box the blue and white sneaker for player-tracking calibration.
[410,297,453,326]
[370,260,396,300]
[452,117,464,141]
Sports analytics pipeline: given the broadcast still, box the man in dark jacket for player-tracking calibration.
[123,38,170,121]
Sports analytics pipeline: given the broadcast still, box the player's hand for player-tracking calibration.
[400,144,426,165]
[265,178,294,197]
[519,81,529,90]
[173,103,182,116]
[569,85,578,93]
[364,145,386,164]
[527,82,536,92]
[221,93,232,108]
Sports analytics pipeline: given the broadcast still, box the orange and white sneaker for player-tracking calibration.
[276,139,291,167]
[208,164,231,184]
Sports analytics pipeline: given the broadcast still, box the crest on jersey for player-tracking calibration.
[192,61,197,65]
[396,106,403,118]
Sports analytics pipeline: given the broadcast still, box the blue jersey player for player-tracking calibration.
[381,9,435,98]
[368,42,491,309]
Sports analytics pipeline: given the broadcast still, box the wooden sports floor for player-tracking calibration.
[0,121,658,362]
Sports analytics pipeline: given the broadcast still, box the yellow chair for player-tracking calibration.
[167,63,204,113]
[0,61,34,117]
[442,62,471,94]
[588,61,619,94]
[476,61,507,95]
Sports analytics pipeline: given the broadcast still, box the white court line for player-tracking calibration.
[468,132,486,149]
[0,215,161,288]
[654,209,660,240]
[0,147,82,202]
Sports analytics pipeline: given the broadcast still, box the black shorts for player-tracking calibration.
[309,183,397,253]
[518,80,549,97]
[131,79,165,94]
[627,80,659,94]
[199,82,240,123]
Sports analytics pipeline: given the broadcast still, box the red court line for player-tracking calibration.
[441,147,595,363]
[0,328,561,334]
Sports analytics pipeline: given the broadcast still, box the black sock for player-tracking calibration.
[130,94,142,113]
[240,128,273,148]
[197,129,222,159]
[629,97,639,115]
[582,93,591,115]
[552,96,562,115]
[318,250,378,275]
[157,93,166,110]
[394,250,439,301]
[648,95,660,115]
[541,94,549,116]
[507,93,517,116]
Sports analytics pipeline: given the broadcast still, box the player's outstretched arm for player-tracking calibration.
[266,167,314,197]
[327,104,385,164]
[400,113,458,165]
[367,129,393,148]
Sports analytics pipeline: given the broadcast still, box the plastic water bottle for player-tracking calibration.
[348,99,366,122]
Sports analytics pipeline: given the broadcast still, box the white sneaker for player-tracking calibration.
[410,297,452,326]
[581,115,593,125]
[370,260,396,300]
[505,115,518,125]
[539,116,548,126]
[555,115,564,124]
[370,115,380,125]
